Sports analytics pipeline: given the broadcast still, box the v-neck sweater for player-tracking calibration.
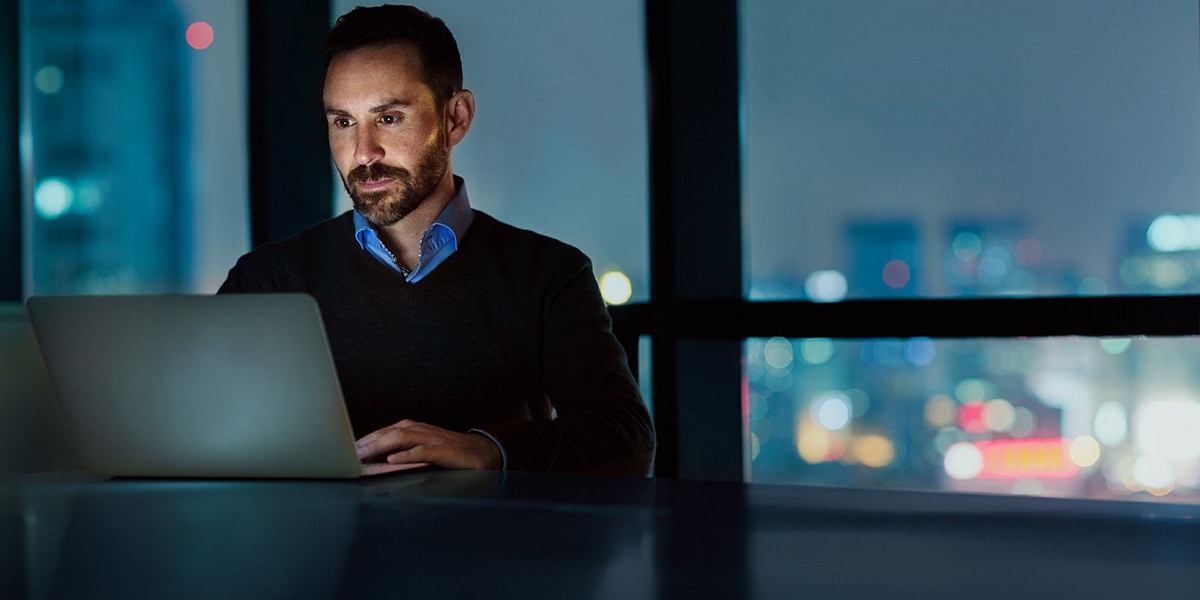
[219,210,654,476]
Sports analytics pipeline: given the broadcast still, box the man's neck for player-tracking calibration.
[375,169,457,270]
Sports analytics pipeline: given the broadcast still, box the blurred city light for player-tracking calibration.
[34,65,64,94]
[763,337,793,370]
[186,21,214,50]
[958,401,987,434]
[1132,456,1175,492]
[34,178,73,219]
[799,338,834,364]
[1147,214,1200,252]
[598,270,632,305]
[1069,436,1101,468]
[975,439,1078,480]
[882,259,910,289]
[1135,399,1200,461]
[951,231,982,261]
[924,394,957,429]
[813,392,852,431]
[748,335,1200,500]
[982,399,1016,433]
[1093,401,1127,446]
[1013,237,1042,266]
[904,337,936,366]
[853,434,895,468]
[804,270,847,302]
[944,442,984,480]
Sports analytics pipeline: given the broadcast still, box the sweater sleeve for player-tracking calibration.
[473,254,656,477]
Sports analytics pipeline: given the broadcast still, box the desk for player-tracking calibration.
[3,470,1200,599]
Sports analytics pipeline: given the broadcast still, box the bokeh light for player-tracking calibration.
[34,65,65,94]
[34,178,73,219]
[1147,214,1200,252]
[1135,399,1200,461]
[905,337,936,365]
[763,337,793,370]
[1132,456,1175,492]
[853,434,895,468]
[951,231,982,261]
[958,401,987,433]
[799,338,834,364]
[983,398,1016,432]
[598,270,632,304]
[924,394,957,429]
[1093,402,1128,446]
[1014,237,1042,266]
[881,259,911,289]
[804,270,848,302]
[186,21,215,50]
[813,392,852,431]
[954,378,990,403]
[944,442,984,480]
[1069,436,1101,468]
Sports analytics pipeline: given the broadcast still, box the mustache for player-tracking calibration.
[346,163,410,186]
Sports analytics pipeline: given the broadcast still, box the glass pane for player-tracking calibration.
[746,335,1200,502]
[330,0,649,304]
[23,0,248,295]
[742,0,1200,300]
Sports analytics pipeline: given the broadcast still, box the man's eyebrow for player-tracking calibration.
[369,100,410,113]
[324,100,411,116]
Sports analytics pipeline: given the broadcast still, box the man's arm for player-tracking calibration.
[470,256,656,476]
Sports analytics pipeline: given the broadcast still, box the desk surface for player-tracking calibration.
[4,470,1200,599]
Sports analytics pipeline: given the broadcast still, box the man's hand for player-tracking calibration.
[355,420,502,470]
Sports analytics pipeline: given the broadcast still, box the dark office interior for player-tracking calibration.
[4,1,1200,598]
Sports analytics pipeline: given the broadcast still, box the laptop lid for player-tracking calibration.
[25,293,422,479]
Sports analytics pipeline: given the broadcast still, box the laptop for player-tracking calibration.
[24,293,427,479]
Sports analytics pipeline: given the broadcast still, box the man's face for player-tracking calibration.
[324,43,449,227]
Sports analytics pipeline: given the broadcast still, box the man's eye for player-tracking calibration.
[380,114,400,125]
[333,118,353,129]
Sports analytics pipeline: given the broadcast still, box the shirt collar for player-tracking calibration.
[353,176,475,280]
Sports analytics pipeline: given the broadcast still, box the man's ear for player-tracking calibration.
[445,89,475,147]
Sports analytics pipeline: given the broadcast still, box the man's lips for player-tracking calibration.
[357,178,395,192]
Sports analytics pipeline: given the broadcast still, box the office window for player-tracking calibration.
[747,335,1200,501]
[23,0,247,295]
[738,0,1200,499]
[742,0,1200,301]
[330,0,650,304]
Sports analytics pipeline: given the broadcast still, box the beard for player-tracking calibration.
[342,129,449,227]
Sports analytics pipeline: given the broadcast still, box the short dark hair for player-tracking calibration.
[324,4,463,109]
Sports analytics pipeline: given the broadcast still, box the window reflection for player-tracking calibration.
[746,336,1200,502]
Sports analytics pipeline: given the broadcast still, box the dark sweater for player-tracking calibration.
[218,211,655,476]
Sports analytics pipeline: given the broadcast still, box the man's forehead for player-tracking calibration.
[327,41,423,76]
[323,44,434,106]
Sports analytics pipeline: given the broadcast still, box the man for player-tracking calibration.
[219,4,655,476]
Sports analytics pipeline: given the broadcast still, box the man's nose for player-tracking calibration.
[355,128,384,166]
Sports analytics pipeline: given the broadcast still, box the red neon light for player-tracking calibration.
[976,438,1078,480]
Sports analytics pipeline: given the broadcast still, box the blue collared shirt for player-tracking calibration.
[353,177,475,283]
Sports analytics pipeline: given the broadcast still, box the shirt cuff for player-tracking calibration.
[468,428,508,471]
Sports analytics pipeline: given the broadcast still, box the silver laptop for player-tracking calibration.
[25,293,426,479]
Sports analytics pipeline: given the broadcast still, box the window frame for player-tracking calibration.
[1,2,19,301]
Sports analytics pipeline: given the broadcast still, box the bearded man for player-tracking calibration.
[219,4,655,476]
